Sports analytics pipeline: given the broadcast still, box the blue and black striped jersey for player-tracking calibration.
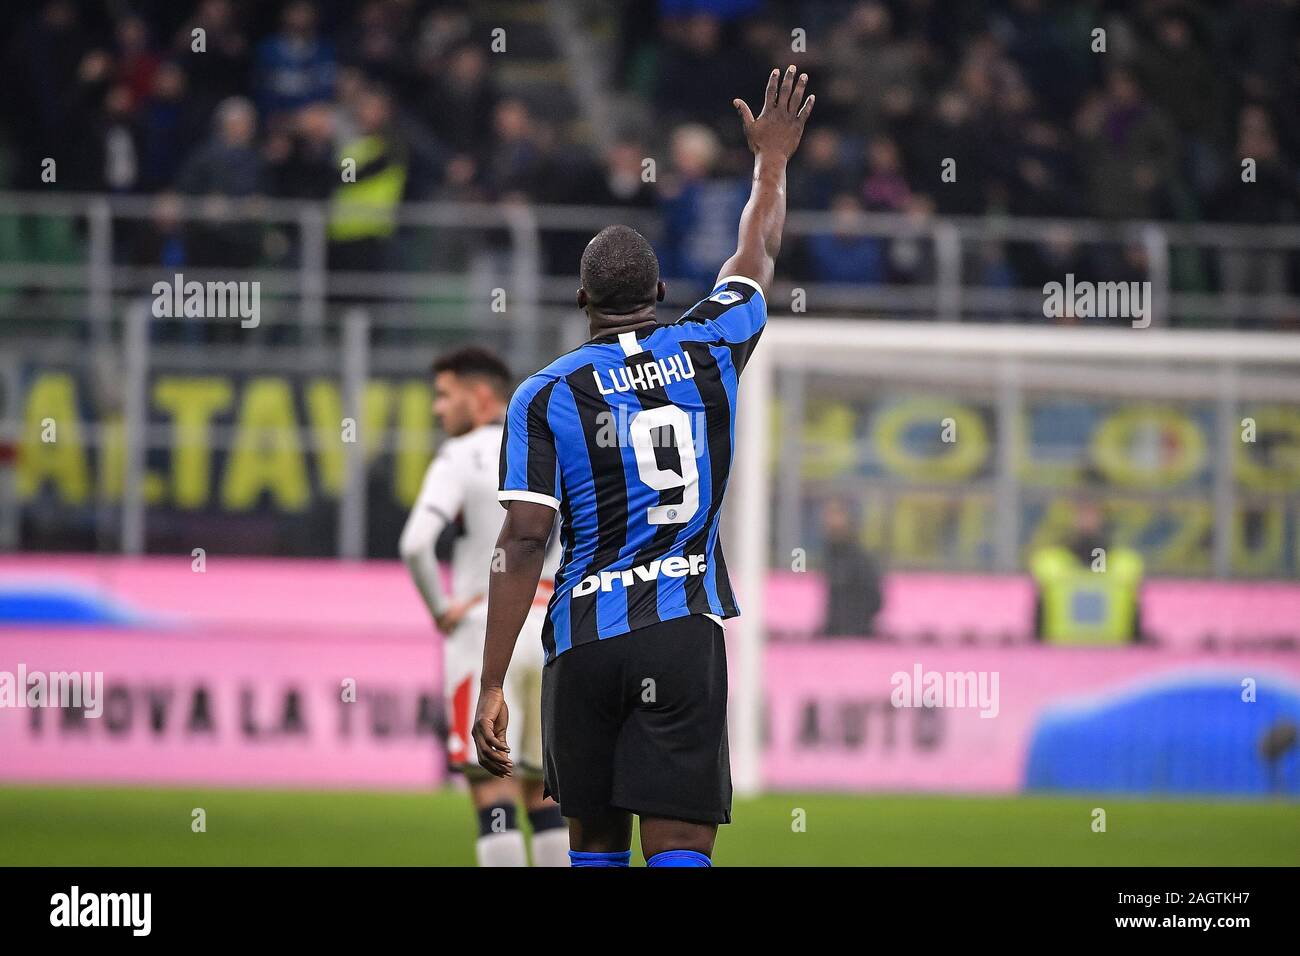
[499,275,766,661]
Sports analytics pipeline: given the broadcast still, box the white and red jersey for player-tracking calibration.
[400,422,559,620]
[399,421,558,772]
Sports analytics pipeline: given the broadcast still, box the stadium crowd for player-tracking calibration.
[2,0,1298,319]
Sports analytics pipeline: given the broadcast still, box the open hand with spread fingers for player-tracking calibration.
[732,65,814,161]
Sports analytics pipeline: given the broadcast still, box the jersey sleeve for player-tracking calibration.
[403,446,466,540]
[398,449,466,618]
[675,274,767,370]
[499,376,561,511]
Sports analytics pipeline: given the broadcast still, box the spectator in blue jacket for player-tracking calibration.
[253,0,335,123]
[807,194,888,285]
[657,122,747,288]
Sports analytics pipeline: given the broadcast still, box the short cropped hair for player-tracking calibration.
[430,347,512,398]
[580,225,660,312]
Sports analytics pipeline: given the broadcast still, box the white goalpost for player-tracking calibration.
[728,319,1300,796]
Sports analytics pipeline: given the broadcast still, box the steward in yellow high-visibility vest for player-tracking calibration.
[1030,543,1144,645]
[329,131,408,244]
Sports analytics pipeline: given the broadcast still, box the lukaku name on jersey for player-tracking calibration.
[593,350,695,395]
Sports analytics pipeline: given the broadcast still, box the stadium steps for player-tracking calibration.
[475,0,581,134]
[536,0,625,150]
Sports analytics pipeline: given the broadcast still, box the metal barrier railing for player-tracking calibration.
[3,192,1300,344]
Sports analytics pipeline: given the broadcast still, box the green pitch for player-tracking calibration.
[1,787,1296,866]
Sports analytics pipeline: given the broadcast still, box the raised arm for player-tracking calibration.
[717,65,814,292]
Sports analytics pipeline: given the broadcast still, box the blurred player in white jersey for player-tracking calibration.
[399,347,568,867]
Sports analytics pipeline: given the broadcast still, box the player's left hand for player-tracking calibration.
[472,685,513,777]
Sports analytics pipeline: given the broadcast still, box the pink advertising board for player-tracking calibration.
[760,642,1300,792]
[1,556,1298,790]
[0,626,445,788]
[2,556,1294,647]
[0,556,446,789]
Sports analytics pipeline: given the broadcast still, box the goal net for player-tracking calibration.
[727,319,1300,794]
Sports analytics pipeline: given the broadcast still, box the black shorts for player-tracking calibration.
[540,614,732,825]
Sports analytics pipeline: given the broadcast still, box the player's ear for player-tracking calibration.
[656,280,666,303]
[576,287,588,309]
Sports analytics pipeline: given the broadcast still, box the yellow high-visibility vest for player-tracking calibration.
[328,135,407,242]
[1029,544,1143,645]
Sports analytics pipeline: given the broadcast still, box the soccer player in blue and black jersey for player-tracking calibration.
[472,66,814,867]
